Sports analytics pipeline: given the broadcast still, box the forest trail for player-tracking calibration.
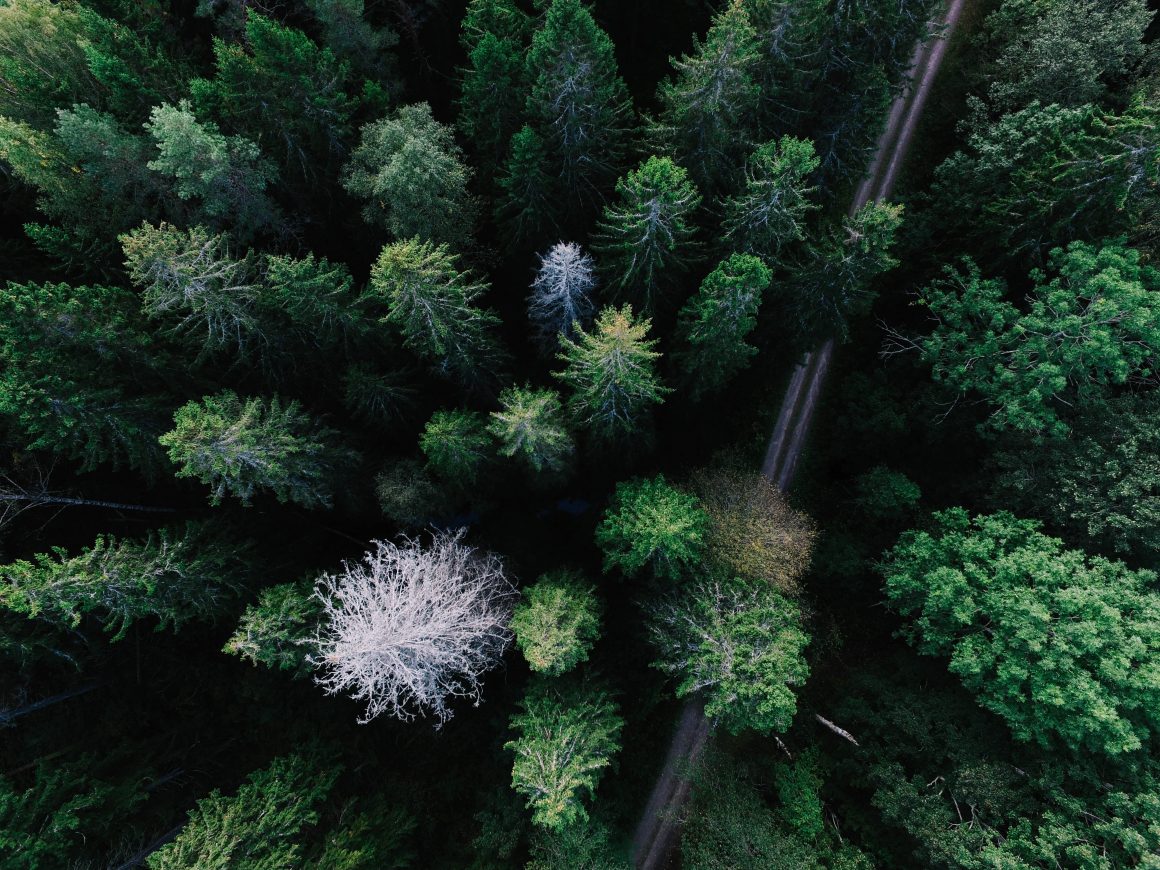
[630,0,970,865]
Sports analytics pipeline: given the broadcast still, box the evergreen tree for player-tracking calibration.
[595,475,709,580]
[344,104,477,248]
[363,239,507,389]
[592,156,702,314]
[524,0,634,220]
[160,391,357,509]
[305,0,400,84]
[495,125,561,248]
[460,0,533,51]
[554,304,669,443]
[224,580,320,678]
[721,136,819,260]
[675,254,773,399]
[420,409,494,485]
[147,754,339,869]
[742,0,828,138]
[261,251,367,353]
[488,386,575,475]
[506,681,624,831]
[528,242,597,350]
[882,508,1160,756]
[511,570,601,676]
[651,0,761,196]
[0,522,246,642]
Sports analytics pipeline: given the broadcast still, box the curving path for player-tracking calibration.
[630,0,970,865]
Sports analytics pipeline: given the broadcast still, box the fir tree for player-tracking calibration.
[721,136,819,261]
[527,242,597,350]
[488,386,575,475]
[595,474,709,580]
[496,125,561,248]
[511,570,600,676]
[420,409,495,486]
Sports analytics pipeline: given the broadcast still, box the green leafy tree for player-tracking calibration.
[147,754,339,869]
[190,12,359,178]
[460,0,533,50]
[721,136,819,260]
[593,156,702,314]
[344,104,477,248]
[651,0,761,195]
[144,100,279,240]
[913,241,1160,437]
[852,466,921,522]
[675,254,773,399]
[554,305,669,443]
[0,522,246,642]
[511,570,600,675]
[224,580,320,678]
[495,124,560,247]
[488,386,575,475]
[506,681,624,831]
[524,0,634,220]
[649,577,810,734]
[419,409,494,486]
[363,239,507,389]
[160,391,357,509]
[881,508,1160,756]
[595,475,709,580]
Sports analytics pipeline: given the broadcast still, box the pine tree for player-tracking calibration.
[224,580,320,678]
[595,474,709,580]
[652,0,761,196]
[675,254,773,399]
[363,238,507,389]
[420,409,495,485]
[592,157,702,315]
[527,242,598,350]
[524,0,634,221]
[496,125,561,249]
[506,681,624,831]
[721,136,819,261]
[160,391,357,509]
[511,570,600,676]
[344,104,477,248]
[554,305,669,443]
[488,386,575,475]
[0,522,247,642]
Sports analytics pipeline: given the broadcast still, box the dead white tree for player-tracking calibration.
[312,530,517,725]
[528,242,597,349]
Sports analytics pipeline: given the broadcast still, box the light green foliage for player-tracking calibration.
[224,580,320,678]
[993,393,1160,559]
[554,305,669,443]
[506,681,624,831]
[495,124,559,246]
[511,570,600,675]
[488,386,574,475]
[147,753,338,869]
[787,201,901,344]
[983,0,1152,112]
[593,156,702,314]
[675,254,773,399]
[524,0,633,215]
[722,137,819,260]
[144,101,279,239]
[363,238,506,388]
[374,458,452,527]
[852,466,921,521]
[0,522,244,642]
[773,750,824,837]
[652,0,761,195]
[649,577,810,734]
[595,475,709,580]
[881,509,1160,755]
[160,391,357,509]
[420,409,494,485]
[344,104,476,247]
[0,279,167,474]
[918,241,1160,437]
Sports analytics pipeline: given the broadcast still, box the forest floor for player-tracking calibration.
[628,0,972,864]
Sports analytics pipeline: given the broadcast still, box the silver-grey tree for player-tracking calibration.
[528,242,597,349]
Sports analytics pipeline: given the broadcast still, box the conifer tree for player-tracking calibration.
[652,0,761,196]
[160,391,357,509]
[593,157,702,314]
[721,136,819,260]
[344,104,477,248]
[742,0,829,138]
[363,239,507,389]
[506,681,624,831]
[261,251,366,352]
[224,580,320,678]
[0,522,246,642]
[595,474,709,580]
[496,125,561,248]
[420,409,494,485]
[511,570,600,676]
[460,0,533,50]
[524,0,634,219]
[488,386,575,475]
[675,254,773,400]
[554,305,669,443]
[527,242,597,350]
[305,0,400,84]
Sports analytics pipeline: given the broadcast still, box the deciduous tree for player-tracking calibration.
[511,570,600,675]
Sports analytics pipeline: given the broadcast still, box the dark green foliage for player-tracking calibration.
[305,0,400,84]
[375,458,452,527]
[420,409,494,485]
[147,753,339,869]
[882,508,1160,756]
[721,137,819,260]
[526,817,629,870]
[511,570,600,675]
[223,580,320,677]
[675,254,773,399]
[852,466,921,521]
[595,474,709,580]
[495,125,560,247]
[160,391,357,509]
[506,681,624,831]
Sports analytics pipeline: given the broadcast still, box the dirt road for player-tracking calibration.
[630,0,969,865]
